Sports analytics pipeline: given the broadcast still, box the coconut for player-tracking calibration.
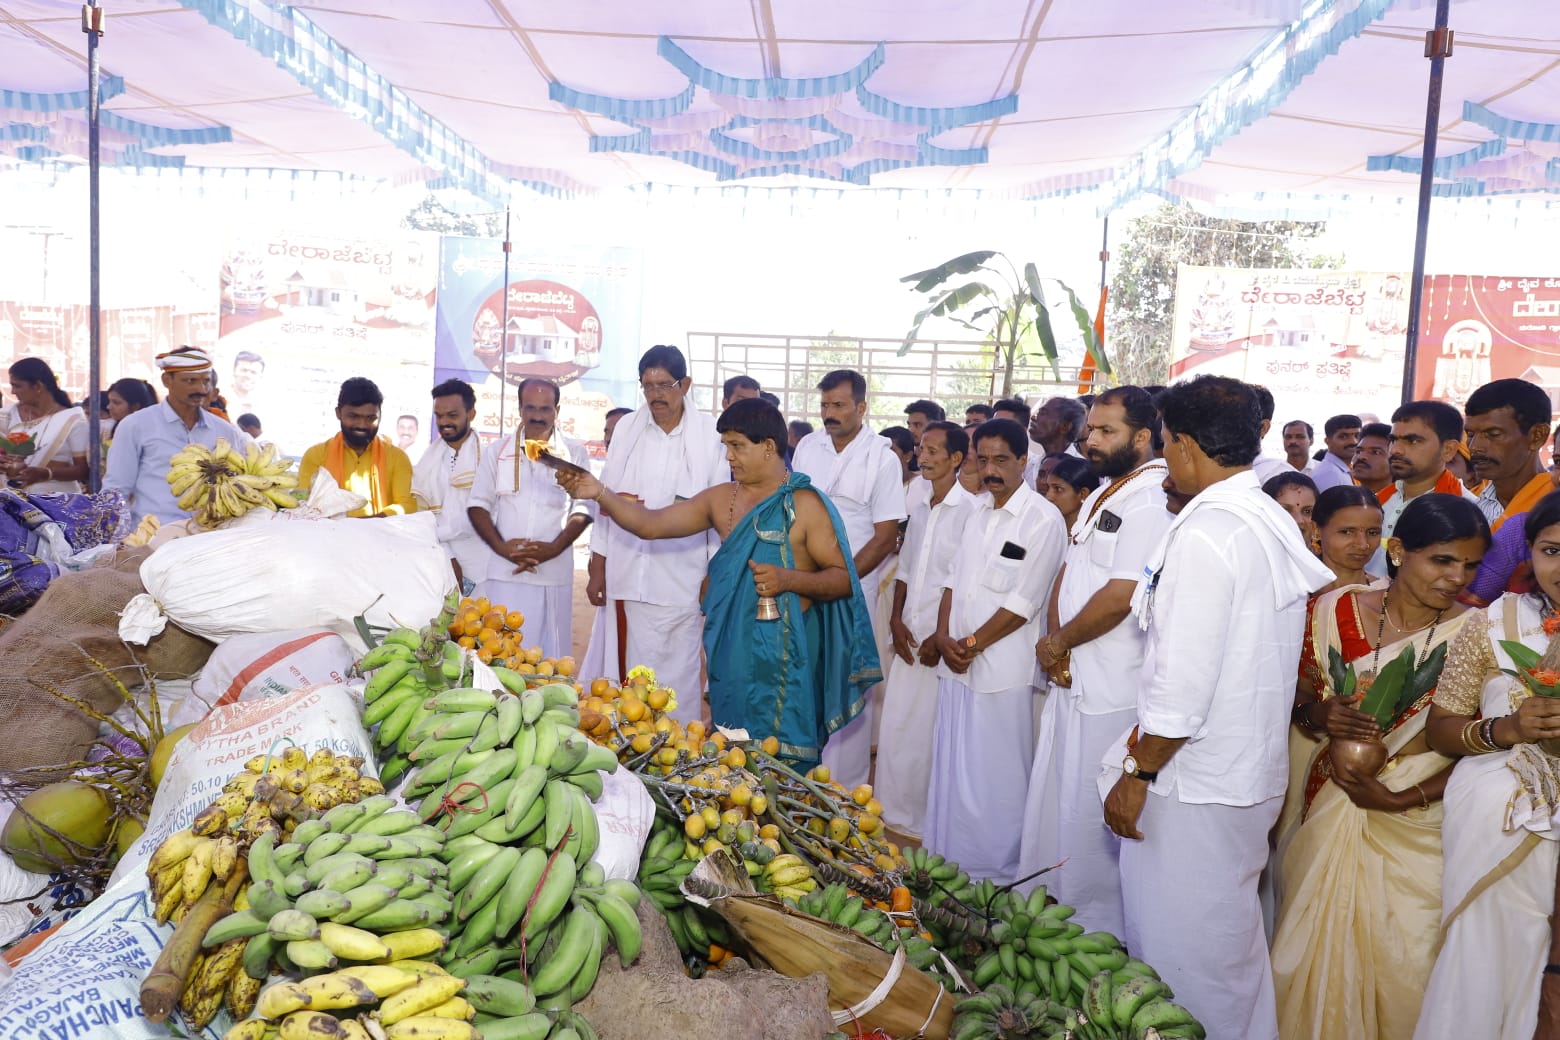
[1,781,115,874]
[151,723,197,789]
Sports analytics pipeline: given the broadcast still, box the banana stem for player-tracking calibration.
[140,857,248,1023]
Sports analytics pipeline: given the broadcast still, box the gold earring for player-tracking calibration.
[1390,554,1403,567]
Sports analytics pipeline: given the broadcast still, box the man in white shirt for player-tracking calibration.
[791,369,907,788]
[926,418,1066,882]
[1018,387,1170,935]
[1101,375,1332,1040]
[1310,413,1361,492]
[1281,420,1314,474]
[878,421,975,839]
[1364,400,1483,578]
[585,346,726,723]
[412,379,489,591]
[466,378,593,659]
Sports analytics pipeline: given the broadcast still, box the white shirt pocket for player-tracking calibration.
[982,556,1022,595]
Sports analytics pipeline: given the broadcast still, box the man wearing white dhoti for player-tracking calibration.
[880,421,975,839]
[466,378,593,661]
[584,346,726,721]
[578,406,631,677]
[1017,386,1169,936]
[792,369,907,789]
[412,379,490,591]
[925,418,1066,882]
[1101,375,1333,1040]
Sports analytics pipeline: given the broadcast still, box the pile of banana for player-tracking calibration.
[952,975,1204,1040]
[788,882,953,982]
[635,823,723,963]
[148,748,381,926]
[221,959,569,1040]
[123,512,160,547]
[167,439,299,528]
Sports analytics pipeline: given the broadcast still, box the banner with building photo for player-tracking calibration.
[1412,274,1560,420]
[432,238,643,455]
[0,303,217,400]
[1169,265,1412,438]
[214,231,439,456]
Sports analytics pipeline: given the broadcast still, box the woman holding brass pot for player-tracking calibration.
[1271,493,1489,1040]
[1414,490,1560,1040]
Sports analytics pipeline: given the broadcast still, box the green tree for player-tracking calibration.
[1108,203,1342,385]
[898,251,1104,399]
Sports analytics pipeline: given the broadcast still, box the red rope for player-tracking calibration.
[420,781,489,826]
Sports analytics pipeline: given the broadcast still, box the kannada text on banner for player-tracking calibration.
[1414,274,1560,416]
[1169,265,1410,432]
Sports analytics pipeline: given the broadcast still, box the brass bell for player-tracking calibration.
[756,594,781,621]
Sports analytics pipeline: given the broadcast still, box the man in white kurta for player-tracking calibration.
[466,379,593,660]
[925,418,1066,883]
[879,422,975,839]
[791,369,907,789]
[412,380,489,589]
[585,347,726,722]
[1017,387,1169,937]
[1100,376,1333,1040]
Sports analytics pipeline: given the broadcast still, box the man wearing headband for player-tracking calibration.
[298,376,415,518]
[104,346,253,523]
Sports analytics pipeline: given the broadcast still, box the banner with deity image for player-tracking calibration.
[1169,266,1412,439]
[432,238,642,453]
[1412,274,1560,417]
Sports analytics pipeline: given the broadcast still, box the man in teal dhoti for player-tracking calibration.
[556,397,878,764]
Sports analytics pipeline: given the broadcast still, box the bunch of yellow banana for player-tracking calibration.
[122,513,160,547]
[761,854,817,902]
[167,438,299,528]
[221,959,557,1040]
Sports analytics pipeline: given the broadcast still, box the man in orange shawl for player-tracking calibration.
[298,377,415,518]
[1377,400,1484,532]
[1459,378,1555,605]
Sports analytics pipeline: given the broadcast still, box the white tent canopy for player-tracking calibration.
[5,0,1546,209]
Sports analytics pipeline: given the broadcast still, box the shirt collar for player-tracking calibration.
[989,482,1036,516]
[161,401,205,428]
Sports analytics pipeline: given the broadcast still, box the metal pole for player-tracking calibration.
[83,2,105,490]
[496,206,512,436]
[1099,215,1110,295]
[1400,0,1453,406]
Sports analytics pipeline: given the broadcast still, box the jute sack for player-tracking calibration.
[0,549,213,770]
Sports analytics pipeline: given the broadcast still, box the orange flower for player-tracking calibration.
[1545,614,1560,637]
[4,432,29,444]
[1527,667,1560,687]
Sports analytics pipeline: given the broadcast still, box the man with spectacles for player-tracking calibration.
[585,345,727,723]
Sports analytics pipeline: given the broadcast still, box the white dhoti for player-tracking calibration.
[822,559,890,790]
[1014,688,1133,937]
[923,678,1034,883]
[873,656,939,839]
[586,599,705,725]
[578,607,607,680]
[469,580,573,662]
[1119,791,1283,1040]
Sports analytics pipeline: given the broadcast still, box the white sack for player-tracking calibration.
[175,629,356,727]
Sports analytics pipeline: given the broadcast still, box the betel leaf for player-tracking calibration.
[1358,645,1417,730]
[1326,646,1353,699]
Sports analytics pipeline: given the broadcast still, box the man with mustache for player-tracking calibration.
[925,418,1066,882]
[1282,420,1314,475]
[791,368,906,788]
[104,346,253,523]
[298,377,415,518]
[466,378,594,660]
[412,379,488,591]
[1350,422,1393,496]
[1459,378,1556,606]
[1311,413,1362,492]
[586,345,727,723]
[1017,386,1170,934]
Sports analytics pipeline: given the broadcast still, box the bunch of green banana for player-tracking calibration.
[204,795,454,994]
[1070,968,1204,1040]
[967,886,1142,1008]
[168,438,299,527]
[357,628,452,787]
[789,882,961,993]
[635,822,714,961]
[950,983,1069,1040]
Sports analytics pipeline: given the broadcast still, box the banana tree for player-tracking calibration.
[898,250,1108,398]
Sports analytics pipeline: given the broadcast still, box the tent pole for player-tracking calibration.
[497,205,512,436]
[1400,0,1453,407]
[83,2,105,491]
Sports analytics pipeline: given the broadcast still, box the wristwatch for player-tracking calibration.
[1122,755,1159,783]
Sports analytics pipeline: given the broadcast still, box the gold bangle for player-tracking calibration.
[1413,783,1429,811]
[1461,719,1490,755]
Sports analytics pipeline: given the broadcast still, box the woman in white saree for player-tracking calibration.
[1272,494,1490,1040]
[1414,490,1560,1040]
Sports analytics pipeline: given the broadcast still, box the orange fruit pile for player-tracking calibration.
[446,595,577,677]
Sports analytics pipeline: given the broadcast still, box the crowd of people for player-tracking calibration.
[11,341,1560,1038]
